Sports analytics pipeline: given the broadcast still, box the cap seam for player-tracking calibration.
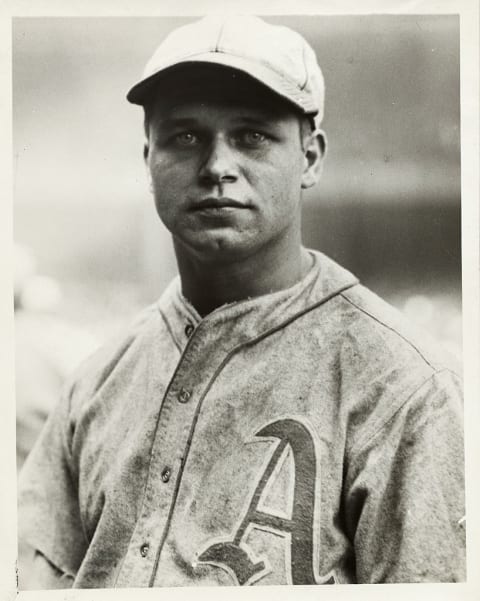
[146,47,215,72]
[198,47,306,92]
[300,43,309,91]
[215,20,225,53]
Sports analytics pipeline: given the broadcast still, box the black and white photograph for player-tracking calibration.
[1,0,479,599]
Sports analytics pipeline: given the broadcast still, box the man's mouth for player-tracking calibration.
[190,197,249,211]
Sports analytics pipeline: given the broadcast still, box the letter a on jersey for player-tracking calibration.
[197,418,335,585]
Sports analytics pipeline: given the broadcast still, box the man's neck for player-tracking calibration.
[175,238,312,318]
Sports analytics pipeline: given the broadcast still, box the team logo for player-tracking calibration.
[196,418,335,585]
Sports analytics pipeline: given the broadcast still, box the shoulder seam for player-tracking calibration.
[340,291,440,371]
[351,367,461,459]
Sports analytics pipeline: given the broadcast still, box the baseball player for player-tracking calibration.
[18,16,465,588]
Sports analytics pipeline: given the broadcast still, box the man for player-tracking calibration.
[18,15,465,587]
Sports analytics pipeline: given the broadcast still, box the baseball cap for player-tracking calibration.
[127,15,325,130]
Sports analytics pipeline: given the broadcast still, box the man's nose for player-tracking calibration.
[198,135,238,185]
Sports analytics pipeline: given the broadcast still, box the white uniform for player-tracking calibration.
[18,250,465,587]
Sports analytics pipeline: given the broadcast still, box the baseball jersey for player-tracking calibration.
[18,250,465,588]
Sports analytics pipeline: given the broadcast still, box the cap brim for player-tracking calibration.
[126,53,319,117]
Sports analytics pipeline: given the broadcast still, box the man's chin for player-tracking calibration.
[174,232,258,264]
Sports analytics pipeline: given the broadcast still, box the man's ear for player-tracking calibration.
[143,139,153,193]
[301,129,327,190]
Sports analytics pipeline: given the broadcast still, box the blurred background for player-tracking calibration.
[13,15,461,471]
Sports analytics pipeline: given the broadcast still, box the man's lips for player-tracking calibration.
[189,197,250,211]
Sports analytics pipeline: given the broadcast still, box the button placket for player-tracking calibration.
[119,367,200,583]
[121,326,225,586]
[116,396,193,584]
[118,311,230,586]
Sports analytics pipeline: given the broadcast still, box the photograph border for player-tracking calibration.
[1,1,478,600]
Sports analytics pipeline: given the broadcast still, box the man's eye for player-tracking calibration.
[174,132,199,146]
[241,131,268,146]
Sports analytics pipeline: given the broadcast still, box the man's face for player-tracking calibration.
[144,67,321,263]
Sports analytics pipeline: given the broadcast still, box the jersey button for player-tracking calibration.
[140,543,149,558]
[161,467,171,483]
[185,323,194,338]
[178,388,191,403]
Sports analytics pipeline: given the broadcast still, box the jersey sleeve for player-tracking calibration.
[17,381,87,588]
[344,369,466,583]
